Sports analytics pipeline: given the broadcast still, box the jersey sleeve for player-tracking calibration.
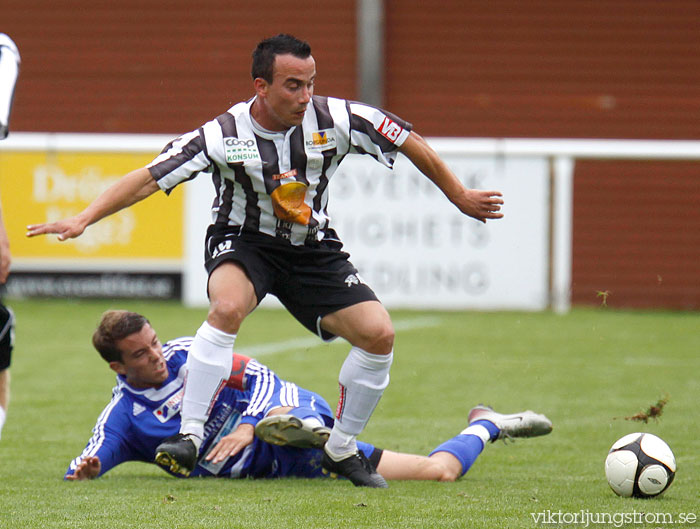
[347,101,413,169]
[238,359,277,427]
[147,127,212,194]
[64,395,136,479]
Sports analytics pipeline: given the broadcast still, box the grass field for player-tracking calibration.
[0,298,698,529]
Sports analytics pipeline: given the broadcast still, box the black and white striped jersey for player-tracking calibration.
[147,95,412,245]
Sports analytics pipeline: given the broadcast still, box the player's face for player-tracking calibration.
[255,53,315,130]
[110,324,168,389]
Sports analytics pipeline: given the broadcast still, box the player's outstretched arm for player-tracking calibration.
[26,167,160,240]
[65,456,102,481]
[398,131,504,223]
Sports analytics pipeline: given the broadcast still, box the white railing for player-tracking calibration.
[2,133,699,311]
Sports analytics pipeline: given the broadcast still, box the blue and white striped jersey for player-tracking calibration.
[147,95,412,246]
[64,338,337,480]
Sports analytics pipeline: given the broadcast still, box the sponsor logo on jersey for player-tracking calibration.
[199,405,242,475]
[223,137,261,163]
[307,156,323,170]
[154,388,183,423]
[304,225,320,244]
[132,402,146,416]
[377,117,403,142]
[275,221,293,240]
[272,169,298,181]
[304,129,337,151]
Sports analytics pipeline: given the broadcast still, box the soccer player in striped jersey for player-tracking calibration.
[65,310,552,482]
[0,33,21,441]
[29,34,504,486]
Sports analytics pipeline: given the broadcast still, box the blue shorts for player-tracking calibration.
[260,385,335,428]
[246,440,380,479]
[243,386,383,479]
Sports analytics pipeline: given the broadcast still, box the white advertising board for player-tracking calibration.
[328,153,550,309]
[184,145,550,310]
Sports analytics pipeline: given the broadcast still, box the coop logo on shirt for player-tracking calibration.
[223,137,261,163]
[304,129,337,151]
[153,388,184,423]
[377,117,403,142]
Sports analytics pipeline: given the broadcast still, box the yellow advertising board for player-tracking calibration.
[0,150,182,267]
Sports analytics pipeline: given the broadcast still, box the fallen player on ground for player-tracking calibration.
[65,310,552,484]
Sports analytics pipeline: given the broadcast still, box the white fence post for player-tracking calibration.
[551,156,575,313]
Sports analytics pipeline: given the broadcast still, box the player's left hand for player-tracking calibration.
[206,423,255,464]
[454,188,504,223]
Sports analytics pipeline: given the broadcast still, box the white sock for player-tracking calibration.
[0,406,5,440]
[460,424,492,447]
[180,322,236,440]
[325,426,357,461]
[304,417,324,429]
[326,347,393,459]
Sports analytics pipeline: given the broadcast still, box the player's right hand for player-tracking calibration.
[65,456,101,480]
[26,216,87,241]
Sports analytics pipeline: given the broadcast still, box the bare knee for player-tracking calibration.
[349,305,395,355]
[321,301,395,355]
[206,262,257,333]
[207,298,249,333]
[359,321,395,355]
[436,462,461,482]
[429,452,463,482]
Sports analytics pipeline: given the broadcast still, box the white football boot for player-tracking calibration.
[468,404,553,442]
[255,414,331,449]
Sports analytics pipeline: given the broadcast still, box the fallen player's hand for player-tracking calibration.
[65,456,101,480]
[206,423,255,464]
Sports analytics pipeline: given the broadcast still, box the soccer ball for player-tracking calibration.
[604,433,676,498]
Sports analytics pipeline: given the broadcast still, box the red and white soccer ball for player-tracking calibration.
[604,433,676,498]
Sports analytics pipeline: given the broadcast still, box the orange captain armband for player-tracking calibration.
[226,353,251,390]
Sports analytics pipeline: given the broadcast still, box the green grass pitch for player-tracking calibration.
[0,299,697,529]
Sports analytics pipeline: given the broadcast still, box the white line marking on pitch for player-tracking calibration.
[240,316,442,357]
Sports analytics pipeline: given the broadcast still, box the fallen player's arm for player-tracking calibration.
[26,167,159,240]
[206,423,255,464]
[65,456,102,481]
[398,131,504,223]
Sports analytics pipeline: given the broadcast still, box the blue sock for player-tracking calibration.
[429,434,485,476]
[472,419,500,441]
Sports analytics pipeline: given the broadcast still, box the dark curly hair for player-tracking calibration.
[92,310,149,363]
